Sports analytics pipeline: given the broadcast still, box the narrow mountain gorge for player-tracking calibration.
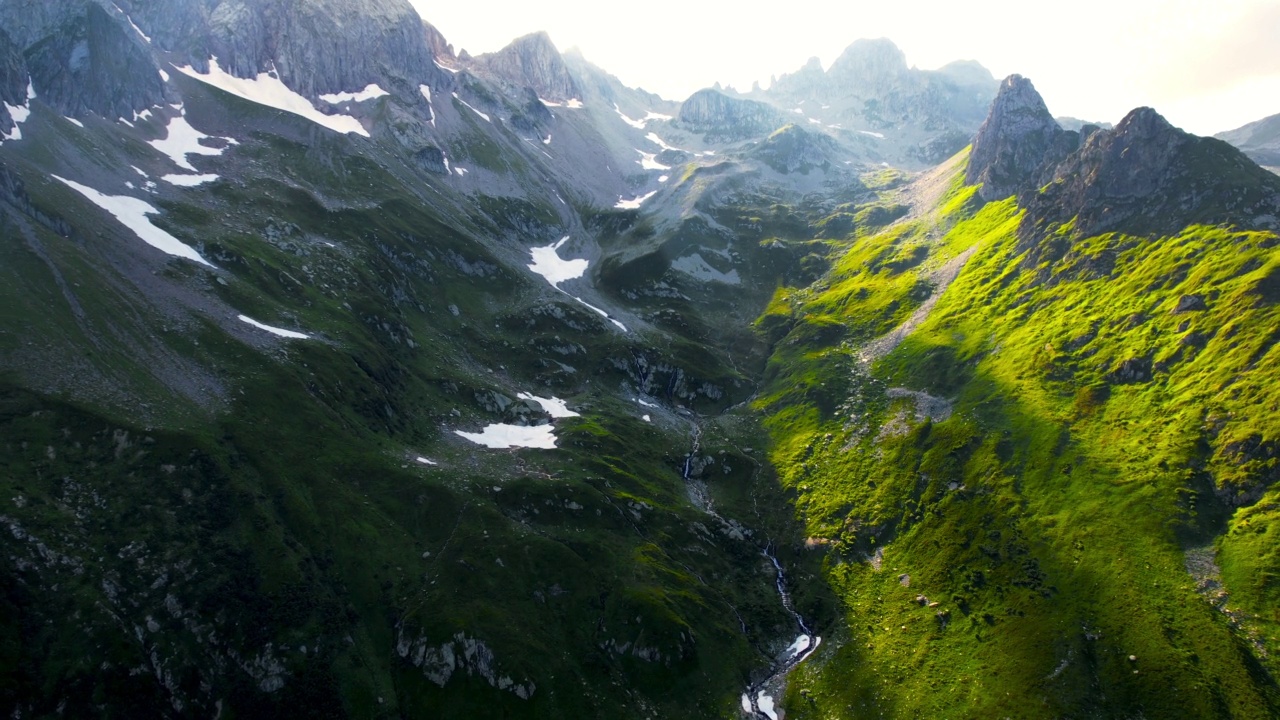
[0,1,1277,718]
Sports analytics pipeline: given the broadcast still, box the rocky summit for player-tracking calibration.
[0,1,1279,719]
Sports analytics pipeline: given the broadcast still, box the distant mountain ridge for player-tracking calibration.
[1218,112,1280,170]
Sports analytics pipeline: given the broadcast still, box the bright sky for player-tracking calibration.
[407,0,1280,136]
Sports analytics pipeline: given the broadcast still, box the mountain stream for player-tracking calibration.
[679,419,819,720]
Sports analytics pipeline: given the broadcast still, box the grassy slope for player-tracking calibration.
[0,114,811,718]
[759,161,1280,717]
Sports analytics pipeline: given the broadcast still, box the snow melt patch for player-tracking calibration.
[643,111,673,122]
[54,176,212,266]
[415,457,438,466]
[452,93,490,122]
[64,116,84,128]
[453,166,469,176]
[642,415,651,423]
[645,132,684,153]
[636,150,670,171]
[859,130,885,139]
[177,57,368,136]
[149,114,231,171]
[2,81,34,142]
[564,98,584,109]
[238,315,309,339]
[517,393,580,418]
[418,85,436,126]
[614,104,646,129]
[757,693,779,720]
[455,424,558,450]
[319,84,388,104]
[528,236,588,288]
[658,175,669,183]
[434,59,460,74]
[161,173,218,187]
[614,191,656,210]
[573,296,627,331]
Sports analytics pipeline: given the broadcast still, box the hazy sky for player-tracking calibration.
[407,0,1280,136]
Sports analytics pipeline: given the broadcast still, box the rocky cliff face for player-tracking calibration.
[750,123,838,174]
[0,0,450,117]
[1024,107,1280,237]
[966,74,1076,201]
[471,31,579,101]
[0,28,26,132]
[677,88,783,140]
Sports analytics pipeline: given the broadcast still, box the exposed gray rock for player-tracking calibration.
[6,1,165,118]
[966,74,1074,201]
[470,31,578,101]
[677,88,782,141]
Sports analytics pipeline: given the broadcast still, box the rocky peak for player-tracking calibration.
[966,74,1072,201]
[677,88,782,141]
[827,38,909,85]
[750,123,838,174]
[472,31,579,101]
[1022,106,1280,238]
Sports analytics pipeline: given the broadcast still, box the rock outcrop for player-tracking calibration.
[966,74,1075,201]
[1023,107,1280,237]
[471,31,579,101]
[677,88,782,141]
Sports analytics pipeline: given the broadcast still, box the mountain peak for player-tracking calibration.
[966,74,1068,201]
[828,38,908,79]
[473,30,579,101]
[1022,104,1280,238]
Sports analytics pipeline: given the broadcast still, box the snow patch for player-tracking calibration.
[642,415,651,423]
[614,191,656,210]
[2,83,33,142]
[434,60,459,74]
[757,693,778,720]
[319,84,388,104]
[643,111,673,122]
[422,85,442,126]
[161,173,219,187]
[238,315,309,339]
[53,176,212,266]
[564,98,584,109]
[158,68,170,82]
[791,108,804,115]
[453,166,469,176]
[636,150,670,171]
[455,424,557,450]
[859,130,885,139]
[614,104,646,129]
[64,117,84,128]
[516,393,580,419]
[148,114,227,172]
[644,132,685,153]
[808,117,822,125]
[177,57,367,136]
[658,175,669,183]
[573,296,627,331]
[635,398,658,408]
[452,93,490,122]
[528,236,588,288]
[415,457,438,466]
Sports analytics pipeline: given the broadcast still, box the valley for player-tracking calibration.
[0,1,1278,718]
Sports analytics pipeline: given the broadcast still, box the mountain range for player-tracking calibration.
[0,0,1278,718]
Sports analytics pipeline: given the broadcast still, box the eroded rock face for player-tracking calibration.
[966,74,1073,201]
[677,88,783,141]
[5,1,165,119]
[471,31,579,102]
[1024,107,1280,237]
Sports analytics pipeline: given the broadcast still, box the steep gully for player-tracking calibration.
[679,418,819,720]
